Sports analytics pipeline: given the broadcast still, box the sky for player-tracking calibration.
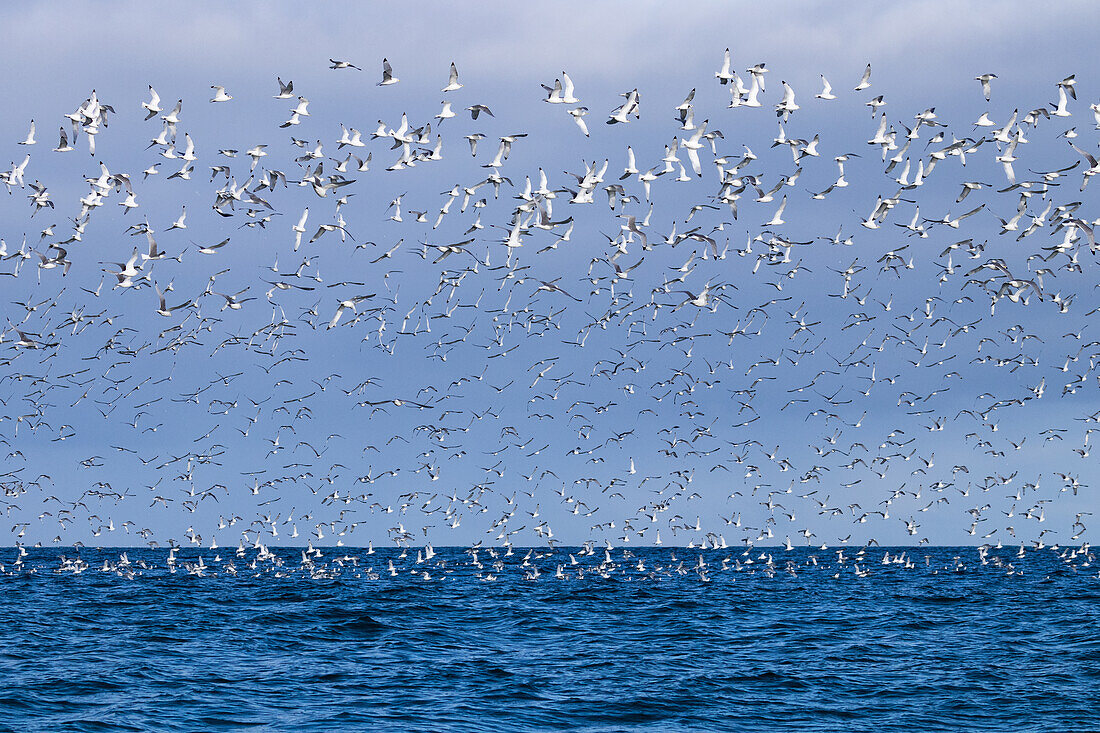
[1,2,1099,551]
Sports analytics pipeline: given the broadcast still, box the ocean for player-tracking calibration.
[1,546,1097,732]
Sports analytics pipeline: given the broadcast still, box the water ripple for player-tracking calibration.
[0,545,1096,732]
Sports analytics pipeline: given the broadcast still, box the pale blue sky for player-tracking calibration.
[1,2,1098,550]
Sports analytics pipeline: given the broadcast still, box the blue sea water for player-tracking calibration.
[0,546,1097,732]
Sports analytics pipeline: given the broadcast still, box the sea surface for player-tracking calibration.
[0,545,1097,732]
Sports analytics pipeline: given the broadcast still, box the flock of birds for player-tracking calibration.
[7,544,1093,582]
[1,51,1098,580]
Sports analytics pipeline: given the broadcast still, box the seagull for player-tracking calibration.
[776,81,799,121]
[1052,84,1072,117]
[442,62,462,92]
[245,144,268,171]
[607,89,639,124]
[561,72,579,104]
[329,295,375,329]
[568,107,589,136]
[682,121,708,175]
[211,288,255,310]
[765,195,788,226]
[161,99,182,124]
[465,133,485,156]
[292,208,309,250]
[53,127,73,152]
[142,86,162,120]
[167,207,187,230]
[467,104,494,120]
[975,73,997,101]
[378,58,399,86]
[855,63,872,91]
[543,78,564,104]
[330,59,361,71]
[196,238,229,255]
[18,120,35,145]
[715,48,735,84]
[535,279,582,302]
[273,77,294,98]
[210,85,233,102]
[155,286,191,317]
[435,101,456,122]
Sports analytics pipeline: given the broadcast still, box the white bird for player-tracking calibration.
[975,73,997,102]
[682,121,707,176]
[18,120,35,145]
[167,207,187,230]
[435,101,456,122]
[766,195,787,226]
[621,146,638,180]
[742,73,762,108]
[329,58,362,71]
[273,77,294,99]
[1052,84,1072,117]
[855,63,872,91]
[715,48,735,85]
[816,75,836,100]
[155,286,191,317]
[142,86,162,120]
[210,85,233,102]
[561,72,579,104]
[543,78,563,104]
[997,136,1019,183]
[776,81,799,121]
[466,104,494,120]
[442,62,462,92]
[568,107,589,136]
[53,127,73,152]
[608,89,640,124]
[378,58,399,86]
[245,144,268,171]
[292,208,309,250]
[161,99,182,124]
